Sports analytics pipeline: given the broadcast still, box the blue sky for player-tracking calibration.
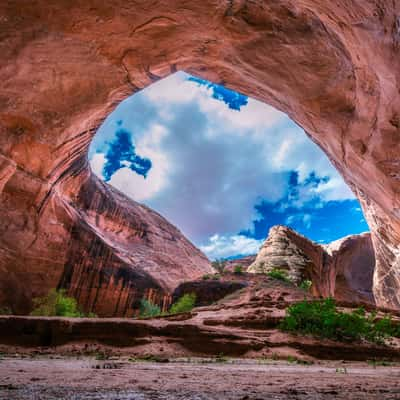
[89,72,369,259]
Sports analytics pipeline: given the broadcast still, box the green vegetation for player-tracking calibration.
[212,273,221,280]
[169,293,196,314]
[233,265,244,275]
[367,359,394,367]
[267,267,291,283]
[299,279,312,291]
[286,355,314,365]
[128,354,169,363]
[139,299,162,318]
[138,293,197,319]
[280,298,400,344]
[211,259,227,274]
[215,353,228,363]
[202,274,212,280]
[30,289,96,317]
[0,306,12,315]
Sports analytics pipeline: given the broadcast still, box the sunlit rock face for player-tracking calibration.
[248,226,323,285]
[249,226,375,304]
[0,0,399,311]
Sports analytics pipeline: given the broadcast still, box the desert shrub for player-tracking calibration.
[212,273,221,280]
[299,279,312,291]
[30,289,85,317]
[169,293,196,314]
[202,274,212,280]
[139,299,162,318]
[267,267,291,283]
[211,259,227,274]
[233,265,244,275]
[280,298,400,344]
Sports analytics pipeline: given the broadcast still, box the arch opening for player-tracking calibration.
[85,71,374,306]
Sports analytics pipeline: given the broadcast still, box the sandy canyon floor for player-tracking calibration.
[1,356,400,400]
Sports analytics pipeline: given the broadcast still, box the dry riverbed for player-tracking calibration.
[1,356,400,399]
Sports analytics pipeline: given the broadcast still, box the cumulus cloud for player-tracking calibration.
[89,71,360,258]
[199,234,263,260]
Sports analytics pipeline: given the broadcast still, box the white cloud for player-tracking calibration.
[200,234,263,260]
[89,71,356,252]
[90,153,106,177]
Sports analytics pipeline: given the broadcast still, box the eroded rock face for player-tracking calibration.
[249,226,375,304]
[325,233,376,304]
[0,1,399,309]
[172,279,247,307]
[248,226,322,285]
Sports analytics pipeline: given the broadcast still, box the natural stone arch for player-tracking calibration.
[0,0,399,313]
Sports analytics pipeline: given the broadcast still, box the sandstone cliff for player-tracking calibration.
[249,226,375,304]
[1,0,400,309]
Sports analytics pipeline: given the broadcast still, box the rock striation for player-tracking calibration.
[248,226,320,285]
[249,226,375,304]
[0,0,400,309]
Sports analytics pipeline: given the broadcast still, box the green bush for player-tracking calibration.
[139,299,162,318]
[30,289,89,317]
[169,293,196,314]
[212,274,221,280]
[233,265,244,275]
[267,267,291,283]
[211,259,227,274]
[202,274,211,280]
[280,298,400,344]
[299,279,312,291]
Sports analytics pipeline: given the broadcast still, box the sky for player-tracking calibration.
[89,71,369,260]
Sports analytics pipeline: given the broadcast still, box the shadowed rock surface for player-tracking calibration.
[249,226,375,304]
[172,279,248,306]
[1,0,400,312]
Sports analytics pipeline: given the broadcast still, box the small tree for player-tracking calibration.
[169,293,196,314]
[233,265,244,275]
[211,259,227,274]
[139,298,162,318]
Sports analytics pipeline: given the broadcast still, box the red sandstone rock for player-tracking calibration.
[0,0,399,311]
[224,255,256,272]
[249,226,375,304]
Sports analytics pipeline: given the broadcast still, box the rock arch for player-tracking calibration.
[0,0,399,313]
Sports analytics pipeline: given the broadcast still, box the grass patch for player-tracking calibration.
[280,298,400,344]
[128,355,169,363]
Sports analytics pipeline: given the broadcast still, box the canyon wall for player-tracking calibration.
[0,0,399,310]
